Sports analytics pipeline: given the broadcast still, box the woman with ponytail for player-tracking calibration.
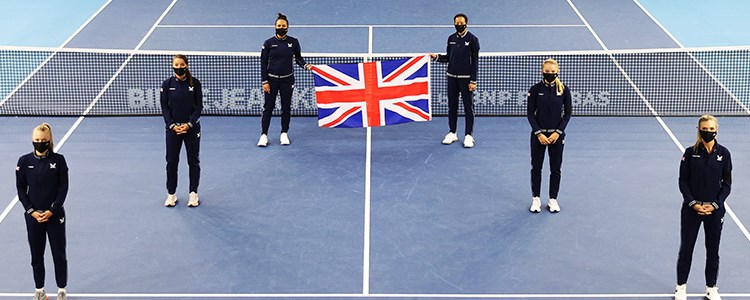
[526,58,572,213]
[16,123,69,300]
[160,54,203,207]
[674,115,732,300]
[257,13,312,147]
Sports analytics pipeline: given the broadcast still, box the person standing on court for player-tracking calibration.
[527,58,571,213]
[674,115,732,300]
[16,123,69,300]
[161,54,203,207]
[258,13,312,147]
[429,13,480,148]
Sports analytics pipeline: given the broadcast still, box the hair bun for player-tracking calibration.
[277,13,287,20]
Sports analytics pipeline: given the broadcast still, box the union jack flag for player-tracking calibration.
[311,55,431,128]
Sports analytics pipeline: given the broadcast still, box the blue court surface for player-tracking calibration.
[1,1,749,299]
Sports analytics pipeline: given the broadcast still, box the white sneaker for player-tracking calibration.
[463,134,475,148]
[529,197,542,213]
[280,132,290,145]
[33,289,47,300]
[164,194,177,207]
[706,286,722,300]
[548,198,560,213]
[257,134,268,147]
[188,192,200,207]
[442,132,458,145]
[57,288,67,300]
[674,284,687,300]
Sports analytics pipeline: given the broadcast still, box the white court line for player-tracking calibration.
[632,0,750,115]
[0,0,113,107]
[157,24,587,28]
[361,25,374,295]
[632,0,750,244]
[0,0,177,226]
[1,292,750,298]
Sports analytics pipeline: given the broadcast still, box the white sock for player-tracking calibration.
[36,288,44,292]
[58,288,66,292]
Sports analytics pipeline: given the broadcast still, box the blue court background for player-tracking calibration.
[0,0,749,298]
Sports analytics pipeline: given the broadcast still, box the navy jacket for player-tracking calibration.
[16,152,69,217]
[160,76,203,129]
[261,35,308,84]
[527,81,572,136]
[436,31,480,83]
[679,142,732,210]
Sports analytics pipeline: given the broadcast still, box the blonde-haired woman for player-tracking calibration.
[15,123,69,300]
[675,115,732,300]
[527,58,572,213]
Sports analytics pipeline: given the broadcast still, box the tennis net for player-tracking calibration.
[1,46,748,116]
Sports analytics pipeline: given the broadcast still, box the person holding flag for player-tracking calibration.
[430,13,480,148]
[258,13,313,147]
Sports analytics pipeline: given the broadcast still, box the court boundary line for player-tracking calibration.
[1,292,750,298]
[156,24,588,28]
[632,0,750,244]
[361,25,375,295]
[632,0,750,114]
[0,0,114,107]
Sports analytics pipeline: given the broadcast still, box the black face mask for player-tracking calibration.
[543,73,558,83]
[173,67,187,76]
[33,141,50,153]
[455,24,466,33]
[700,130,717,143]
[276,28,288,37]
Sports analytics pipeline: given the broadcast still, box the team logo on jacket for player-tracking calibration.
[59,217,65,224]
[717,155,723,161]
[288,43,293,47]
[16,166,20,171]
[49,163,56,169]
[465,41,470,46]
[189,86,194,92]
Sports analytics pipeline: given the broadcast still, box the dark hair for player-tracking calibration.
[172,54,194,87]
[454,13,468,23]
[276,13,288,26]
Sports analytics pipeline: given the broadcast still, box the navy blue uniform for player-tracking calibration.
[16,152,69,289]
[677,143,732,287]
[527,81,572,199]
[435,31,479,135]
[260,35,307,134]
[160,75,203,194]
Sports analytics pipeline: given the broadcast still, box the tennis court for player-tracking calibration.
[0,0,749,299]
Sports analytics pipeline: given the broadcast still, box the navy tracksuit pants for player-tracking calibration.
[677,206,723,287]
[446,77,474,135]
[166,123,200,194]
[530,132,564,199]
[25,213,67,289]
[262,76,294,135]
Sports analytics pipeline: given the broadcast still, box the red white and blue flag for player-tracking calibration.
[310,55,431,128]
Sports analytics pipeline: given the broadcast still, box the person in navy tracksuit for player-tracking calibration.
[430,13,480,148]
[257,13,312,147]
[674,115,732,300]
[16,123,69,300]
[527,58,572,213]
[160,54,203,207]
